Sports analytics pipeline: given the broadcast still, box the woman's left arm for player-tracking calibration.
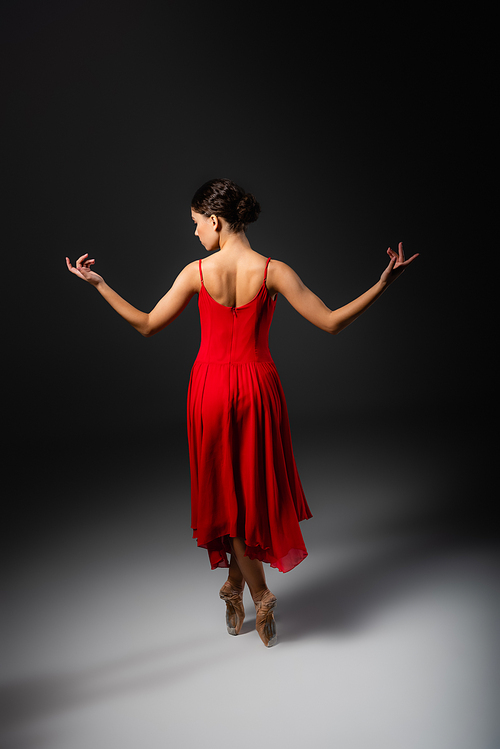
[268,242,418,335]
[66,254,200,336]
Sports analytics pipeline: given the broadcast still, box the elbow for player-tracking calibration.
[326,313,340,335]
[141,321,167,337]
[327,314,346,336]
[139,314,155,337]
[329,323,347,335]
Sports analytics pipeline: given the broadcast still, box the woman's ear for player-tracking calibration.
[210,215,222,232]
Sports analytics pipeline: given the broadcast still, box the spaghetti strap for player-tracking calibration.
[263,257,271,283]
[199,258,204,283]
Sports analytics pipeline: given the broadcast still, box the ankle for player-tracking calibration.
[227,576,244,592]
[251,586,270,604]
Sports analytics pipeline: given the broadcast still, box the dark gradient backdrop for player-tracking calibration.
[2,2,495,748]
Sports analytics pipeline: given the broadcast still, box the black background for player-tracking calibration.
[2,1,490,537]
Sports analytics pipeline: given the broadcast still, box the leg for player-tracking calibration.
[229,537,269,602]
[219,536,246,636]
[227,551,245,591]
[229,537,277,648]
[220,549,245,636]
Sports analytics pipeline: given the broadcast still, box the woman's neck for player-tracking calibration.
[217,230,252,254]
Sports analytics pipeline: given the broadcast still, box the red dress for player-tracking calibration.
[187,257,312,573]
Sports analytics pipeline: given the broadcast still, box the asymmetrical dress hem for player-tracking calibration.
[187,257,312,574]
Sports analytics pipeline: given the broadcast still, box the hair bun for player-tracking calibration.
[191,178,261,233]
[236,193,261,225]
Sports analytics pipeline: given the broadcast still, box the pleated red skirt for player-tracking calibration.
[187,258,312,572]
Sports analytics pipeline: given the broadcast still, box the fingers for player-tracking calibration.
[396,242,419,267]
[388,243,419,268]
[75,253,95,269]
[66,255,96,279]
[401,253,419,266]
[384,255,397,273]
[72,255,96,271]
[382,242,418,284]
[76,253,89,267]
[66,256,82,276]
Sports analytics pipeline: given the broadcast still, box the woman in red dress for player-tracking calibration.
[66,178,418,647]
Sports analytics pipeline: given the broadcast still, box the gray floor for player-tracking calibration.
[2,418,498,749]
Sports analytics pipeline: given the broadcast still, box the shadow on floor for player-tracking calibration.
[278,527,498,643]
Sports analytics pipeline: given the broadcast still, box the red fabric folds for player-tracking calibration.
[187,258,312,573]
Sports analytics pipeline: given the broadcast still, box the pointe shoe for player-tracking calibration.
[219,581,245,635]
[254,590,277,647]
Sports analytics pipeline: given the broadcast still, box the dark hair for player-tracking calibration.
[191,178,261,234]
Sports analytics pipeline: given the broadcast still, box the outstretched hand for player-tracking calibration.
[66,254,104,286]
[380,242,419,286]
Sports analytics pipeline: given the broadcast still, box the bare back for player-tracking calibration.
[199,250,274,309]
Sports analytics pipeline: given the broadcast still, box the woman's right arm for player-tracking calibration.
[66,254,200,336]
[267,243,418,335]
